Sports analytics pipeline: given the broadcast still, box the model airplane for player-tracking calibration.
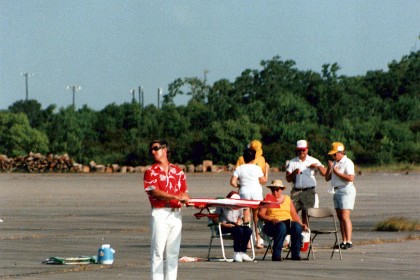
[186,194,279,219]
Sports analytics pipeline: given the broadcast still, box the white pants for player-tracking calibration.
[150,208,182,280]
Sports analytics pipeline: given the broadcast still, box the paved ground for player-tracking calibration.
[0,172,419,279]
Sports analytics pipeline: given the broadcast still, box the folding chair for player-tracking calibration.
[207,222,255,262]
[306,207,343,260]
[262,235,291,260]
[262,236,273,260]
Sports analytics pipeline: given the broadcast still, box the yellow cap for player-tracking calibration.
[328,142,345,155]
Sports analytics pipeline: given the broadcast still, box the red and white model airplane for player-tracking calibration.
[186,194,279,219]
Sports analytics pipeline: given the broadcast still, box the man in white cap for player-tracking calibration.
[286,140,327,226]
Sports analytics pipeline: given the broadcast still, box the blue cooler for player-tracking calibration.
[97,244,115,264]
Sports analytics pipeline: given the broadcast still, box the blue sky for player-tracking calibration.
[1,0,419,110]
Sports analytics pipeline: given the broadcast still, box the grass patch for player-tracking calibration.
[358,163,420,173]
[375,216,420,232]
[356,234,420,246]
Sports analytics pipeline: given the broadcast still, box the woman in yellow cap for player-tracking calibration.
[325,142,356,249]
[236,140,268,175]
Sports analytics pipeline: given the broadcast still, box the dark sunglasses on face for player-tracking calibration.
[150,146,164,152]
[270,188,282,192]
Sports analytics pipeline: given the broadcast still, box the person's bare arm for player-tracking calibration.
[258,163,269,184]
[309,163,327,176]
[230,175,239,188]
[286,168,300,182]
[148,189,189,203]
[325,161,333,181]
[258,208,269,221]
[290,202,308,230]
[332,168,354,182]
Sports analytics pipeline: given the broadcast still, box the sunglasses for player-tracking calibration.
[150,145,164,152]
[270,188,283,192]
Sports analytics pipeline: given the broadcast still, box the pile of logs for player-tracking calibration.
[0,152,77,173]
[0,154,241,174]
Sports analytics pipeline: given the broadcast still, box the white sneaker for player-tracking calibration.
[233,252,243,262]
[240,252,253,262]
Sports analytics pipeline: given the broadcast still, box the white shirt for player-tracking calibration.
[286,155,324,188]
[215,207,243,224]
[233,163,264,194]
[331,155,355,187]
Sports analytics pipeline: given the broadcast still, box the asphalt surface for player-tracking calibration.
[0,172,419,279]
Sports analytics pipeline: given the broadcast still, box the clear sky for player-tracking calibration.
[1,0,419,111]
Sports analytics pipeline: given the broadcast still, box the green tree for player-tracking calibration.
[47,107,85,162]
[0,112,49,157]
[206,116,261,164]
[8,99,56,130]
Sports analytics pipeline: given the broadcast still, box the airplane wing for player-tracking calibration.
[187,197,279,220]
[186,197,279,209]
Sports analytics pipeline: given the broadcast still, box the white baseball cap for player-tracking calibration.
[296,140,308,150]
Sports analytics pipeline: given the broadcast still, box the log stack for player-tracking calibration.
[0,152,75,173]
[0,153,246,174]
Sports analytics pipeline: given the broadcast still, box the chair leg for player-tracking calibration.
[219,235,228,261]
[307,234,317,260]
[250,232,255,260]
[333,232,343,260]
[306,239,312,260]
[207,237,213,260]
[309,234,318,260]
[262,239,272,260]
[331,236,337,259]
[262,238,292,260]
[285,248,291,259]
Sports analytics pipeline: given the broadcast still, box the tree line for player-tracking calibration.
[1,51,419,168]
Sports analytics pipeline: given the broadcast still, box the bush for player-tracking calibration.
[375,217,419,232]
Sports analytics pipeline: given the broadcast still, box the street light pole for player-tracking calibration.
[66,85,81,108]
[157,88,162,109]
[138,86,143,108]
[130,89,136,103]
[21,72,33,101]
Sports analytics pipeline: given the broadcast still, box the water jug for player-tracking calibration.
[301,229,311,252]
[97,244,115,264]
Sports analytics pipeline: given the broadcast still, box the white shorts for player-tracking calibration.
[333,184,356,210]
[240,192,263,201]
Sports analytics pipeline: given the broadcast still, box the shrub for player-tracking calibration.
[375,217,419,231]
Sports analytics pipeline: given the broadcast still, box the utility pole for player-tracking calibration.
[21,72,33,101]
[66,85,81,108]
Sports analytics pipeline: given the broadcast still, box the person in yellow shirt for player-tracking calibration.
[236,140,267,175]
[259,180,307,261]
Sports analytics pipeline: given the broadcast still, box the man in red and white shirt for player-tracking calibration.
[144,139,190,280]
